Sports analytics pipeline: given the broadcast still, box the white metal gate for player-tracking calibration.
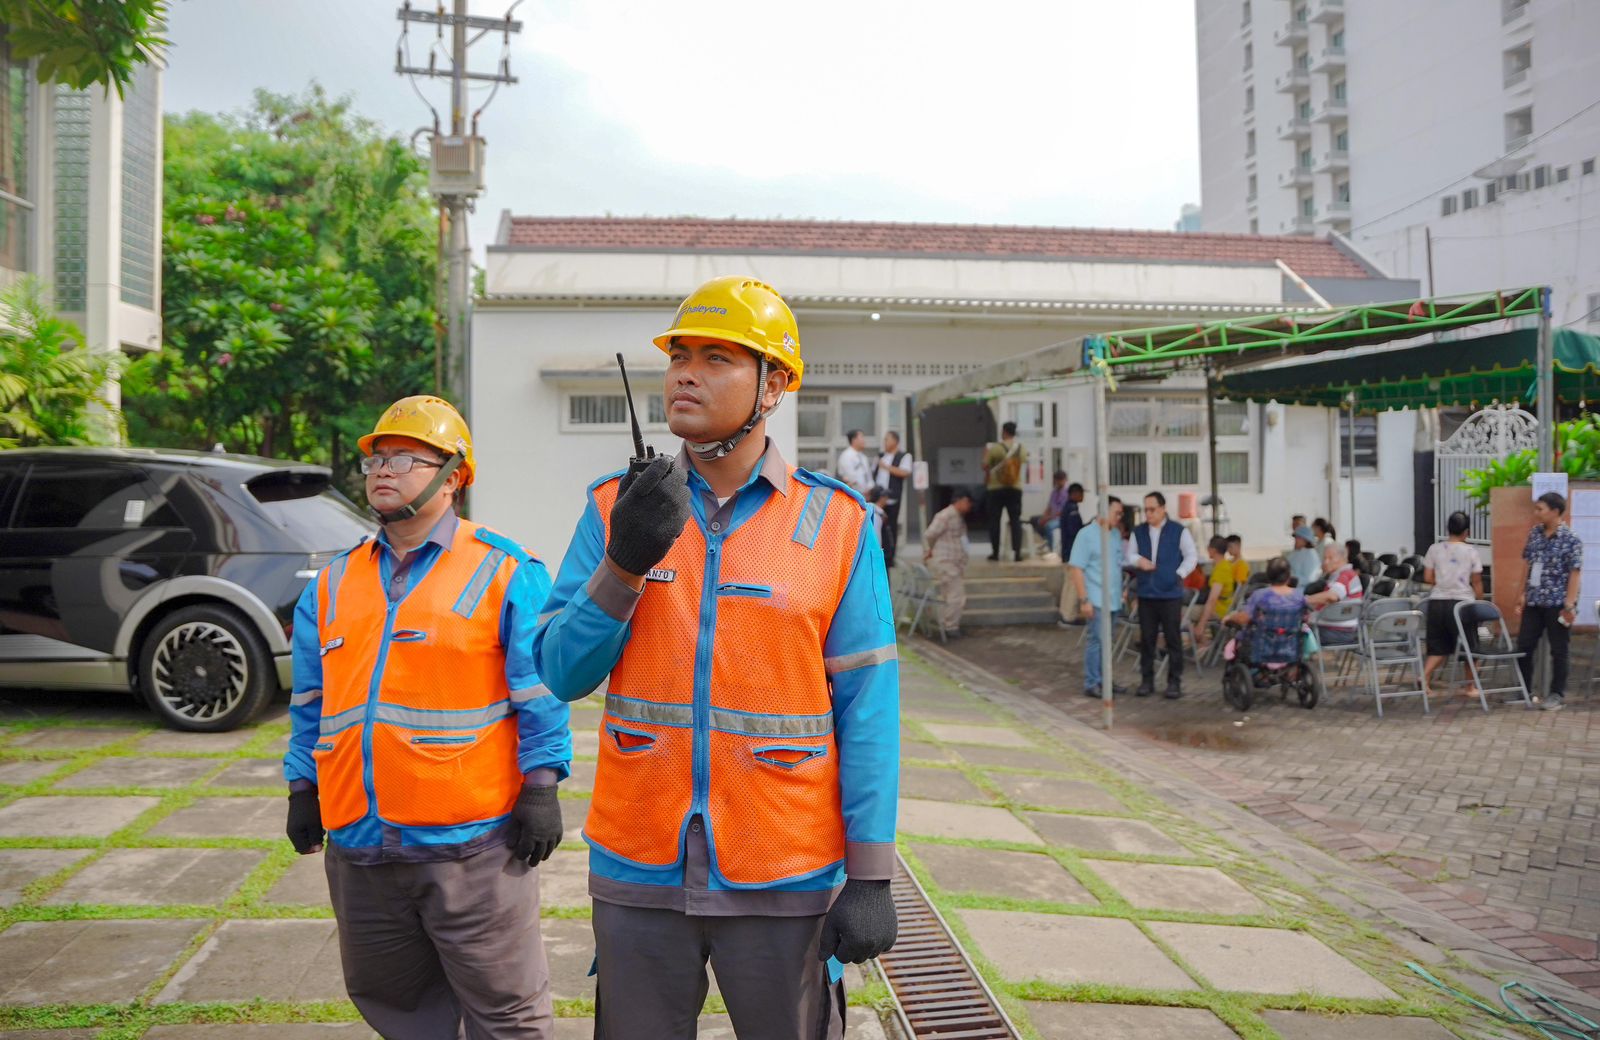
[1434,406,1538,544]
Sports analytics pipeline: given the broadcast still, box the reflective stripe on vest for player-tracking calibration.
[313,520,528,832]
[585,467,861,887]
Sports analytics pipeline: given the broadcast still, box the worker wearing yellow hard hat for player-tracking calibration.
[285,395,571,1038]
[535,277,901,1038]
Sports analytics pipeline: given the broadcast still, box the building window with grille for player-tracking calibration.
[1216,451,1251,485]
[563,392,666,431]
[1339,412,1379,475]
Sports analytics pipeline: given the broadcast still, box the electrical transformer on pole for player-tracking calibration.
[395,0,522,420]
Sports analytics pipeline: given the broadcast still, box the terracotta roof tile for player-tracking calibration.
[500,216,1373,279]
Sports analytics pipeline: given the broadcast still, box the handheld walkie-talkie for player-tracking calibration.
[616,352,656,478]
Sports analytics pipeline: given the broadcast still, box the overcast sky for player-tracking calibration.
[162,0,1200,258]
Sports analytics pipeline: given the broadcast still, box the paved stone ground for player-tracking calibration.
[0,688,890,1038]
[933,618,1600,1006]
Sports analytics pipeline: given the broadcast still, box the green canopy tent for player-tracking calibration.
[1216,327,1600,413]
[907,285,1562,727]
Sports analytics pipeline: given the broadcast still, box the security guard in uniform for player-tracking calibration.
[535,277,900,1039]
[284,396,571,1040]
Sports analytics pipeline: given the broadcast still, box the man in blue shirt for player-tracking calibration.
[1515,491,1583,711]
[283,396,570,1039]
[533,277,899,1039]
[1070,495,1125,699]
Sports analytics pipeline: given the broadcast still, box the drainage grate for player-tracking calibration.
[878,855,1018,1039]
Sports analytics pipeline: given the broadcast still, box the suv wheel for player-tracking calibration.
[137,604,274,732]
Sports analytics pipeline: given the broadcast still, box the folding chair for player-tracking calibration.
[1360,608,1429,717]
[1454,600,1530,712]
[901,562,947,643]
[1312,599,1365,694]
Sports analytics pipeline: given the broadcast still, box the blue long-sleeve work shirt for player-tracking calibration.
[284,510,570,861]
[533,442,900,915]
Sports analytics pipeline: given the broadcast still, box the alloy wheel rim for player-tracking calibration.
[150,621,248,721]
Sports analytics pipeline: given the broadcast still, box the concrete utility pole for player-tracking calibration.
[395,1,521,419]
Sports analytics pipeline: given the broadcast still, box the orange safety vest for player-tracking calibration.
[313,520,529,832]
[585,467,865,887]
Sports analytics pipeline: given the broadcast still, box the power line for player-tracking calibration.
[1350,95,1600,235]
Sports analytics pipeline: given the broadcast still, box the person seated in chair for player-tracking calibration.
[1223,557,1308,670]
[1304,542,1363,645]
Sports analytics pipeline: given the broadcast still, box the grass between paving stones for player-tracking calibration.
[0,715,619,1035]
[895,647,1529,1039]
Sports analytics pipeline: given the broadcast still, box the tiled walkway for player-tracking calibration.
[894,641,1600,1037]
[0,690,885,1038]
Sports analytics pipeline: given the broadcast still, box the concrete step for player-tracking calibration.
[965,591,1058,611]
[963,606,1062,627]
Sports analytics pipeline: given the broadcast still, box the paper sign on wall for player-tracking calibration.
[912,460,930,491]
[1531,472,1569,501]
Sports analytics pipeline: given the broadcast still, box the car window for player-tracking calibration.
[14,464,149,529]
[246,471,374,548]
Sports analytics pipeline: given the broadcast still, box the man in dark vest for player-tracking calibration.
[875,430,913,567]
[1125,490,1198,699]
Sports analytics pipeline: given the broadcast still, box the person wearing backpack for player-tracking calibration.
[982,421,1028,562]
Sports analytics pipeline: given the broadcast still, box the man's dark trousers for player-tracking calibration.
[1139,597,1185,685]
[882,499,901,567]
[1515,605,1571,697]
[988,488,1023,558]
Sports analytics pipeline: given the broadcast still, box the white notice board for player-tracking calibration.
[1572,486,1600,627]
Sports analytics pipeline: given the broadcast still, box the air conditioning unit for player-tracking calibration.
[429,135,486,196]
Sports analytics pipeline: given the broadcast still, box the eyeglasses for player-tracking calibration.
[360,454,444,476]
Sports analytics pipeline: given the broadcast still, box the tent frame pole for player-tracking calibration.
[1094,376,1115,731]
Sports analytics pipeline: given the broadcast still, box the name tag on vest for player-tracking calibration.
[320,637,344,657]
[646,568,676,583]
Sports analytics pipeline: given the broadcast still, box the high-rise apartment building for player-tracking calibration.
[1196,0,1600,325]
[0,24,164,407]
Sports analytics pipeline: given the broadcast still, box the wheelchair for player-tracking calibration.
[1219,600,1322,712]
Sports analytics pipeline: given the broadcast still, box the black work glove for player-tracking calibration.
[606,454,692,577]
[506,783,563,865]
[286,788,324,855]
[818,878,898,963]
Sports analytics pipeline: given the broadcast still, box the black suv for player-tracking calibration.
[0,448,375,731]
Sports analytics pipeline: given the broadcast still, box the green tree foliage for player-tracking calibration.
[127,86,438,490]
[1459,414,1600,506]
[0,0,167,96]
[0,276,120,448]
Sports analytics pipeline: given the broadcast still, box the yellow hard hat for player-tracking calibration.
[652,276,804,389]
[358,395,475,487]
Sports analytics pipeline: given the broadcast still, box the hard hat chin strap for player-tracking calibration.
[370,450,466,525]
[685,355,786,462]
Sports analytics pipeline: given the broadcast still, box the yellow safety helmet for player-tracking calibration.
[652,276,804,390]
[358,395,475,487]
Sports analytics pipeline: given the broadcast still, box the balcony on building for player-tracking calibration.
[1274,68,1310,93]
[1308,0,1344,25]
[1277,117,1311,140]
[1280,215,1315,234]
[1312,98,1348,124]
[1313,148,1349,174]
[1310,45,1345,73]
[1279,166,1313,189]
[1273,18,1309,46]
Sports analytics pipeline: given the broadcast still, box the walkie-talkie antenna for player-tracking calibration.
[616,353,653,462]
